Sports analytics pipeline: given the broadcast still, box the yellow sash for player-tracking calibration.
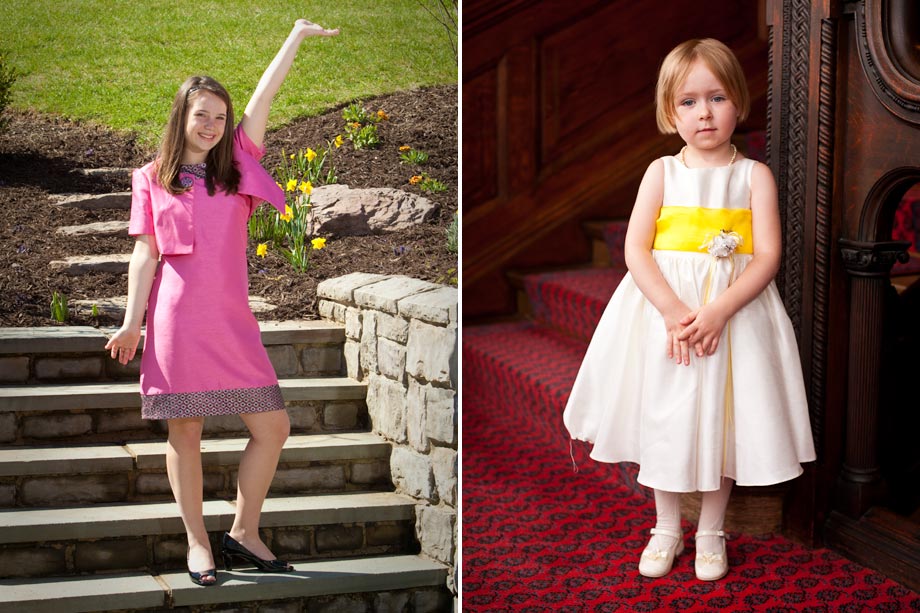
[653,207,753,254]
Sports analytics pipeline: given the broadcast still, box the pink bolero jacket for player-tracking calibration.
[128,125,286,255]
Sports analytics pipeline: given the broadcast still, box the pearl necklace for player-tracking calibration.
[679,144,737,168]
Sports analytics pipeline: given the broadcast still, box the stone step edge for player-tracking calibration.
[48,192,131,210]
[0,320,345,355]
[0,377,367,412]
[0,431,390,477]
[0,491,413,545]
[0,555,447,612]
[70,295,278,317]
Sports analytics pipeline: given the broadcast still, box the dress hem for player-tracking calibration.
[141,384,286,420]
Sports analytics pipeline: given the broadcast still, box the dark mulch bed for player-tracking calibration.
[0,85,457,327]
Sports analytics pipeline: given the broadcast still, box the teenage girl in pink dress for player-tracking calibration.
[106,19,338,586]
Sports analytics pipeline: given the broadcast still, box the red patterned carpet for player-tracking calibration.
[462,317,920,612]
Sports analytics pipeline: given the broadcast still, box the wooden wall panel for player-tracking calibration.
[463,0,767,318]
[462,67,499,210]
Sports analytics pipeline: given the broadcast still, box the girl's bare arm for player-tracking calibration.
[240,19,339,149]
[625,158,698,365]
[105,235,159,364]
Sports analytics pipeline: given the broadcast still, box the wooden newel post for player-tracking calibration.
[836,238,910,518]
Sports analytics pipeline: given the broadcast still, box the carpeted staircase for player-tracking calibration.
[462,220,920,611]
[0,321,448,612]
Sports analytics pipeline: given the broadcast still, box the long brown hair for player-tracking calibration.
[156,76,241,196]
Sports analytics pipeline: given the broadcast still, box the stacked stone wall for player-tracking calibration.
[317,273,458,595]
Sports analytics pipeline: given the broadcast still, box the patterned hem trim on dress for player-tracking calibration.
[141,384,285,420]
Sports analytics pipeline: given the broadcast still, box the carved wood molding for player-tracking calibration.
[776,0,810,336]
[810,17,838,459]
[855,0,920,124]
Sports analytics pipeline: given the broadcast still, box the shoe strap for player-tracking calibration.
[650,527,682,539]
[695,530,725,537]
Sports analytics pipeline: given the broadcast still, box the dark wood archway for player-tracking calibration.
[769,0,918,590]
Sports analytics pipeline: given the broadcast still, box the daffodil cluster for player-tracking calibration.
[248,144,338,272]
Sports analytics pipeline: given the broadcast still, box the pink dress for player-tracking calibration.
[128,126,287,420]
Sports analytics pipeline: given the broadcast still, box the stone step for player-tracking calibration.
[0,378,368,445]
[0,433,392,508]
[71,167,133,180]
[0,321,345,355]
[55,220,131,237]
[1,378,365,411]
[0,493,418,578]
[0,320,346,384]
[49,192,131,210]
[49,254,132,275]
[68,294,277,317]
[0,555,449,612]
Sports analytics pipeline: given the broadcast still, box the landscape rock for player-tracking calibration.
[308,184,437,236]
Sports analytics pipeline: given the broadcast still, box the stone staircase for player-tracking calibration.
[0,321,449,611]
[47,171,277,316]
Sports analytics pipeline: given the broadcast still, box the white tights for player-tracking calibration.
[648,477,734,553]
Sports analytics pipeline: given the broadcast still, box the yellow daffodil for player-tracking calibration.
[286,179,297,192]
[256,243,268,258]
[334,135,343,148]
[409,175,422,185]
[311,237,326,250]
[377,109,389,121]
[399,145,411,152]
[290,153,295,160]
[299,181,313,195]
[280,205,293,222]
[306,148,316,162]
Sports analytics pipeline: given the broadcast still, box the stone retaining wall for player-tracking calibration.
[317,273,458,595]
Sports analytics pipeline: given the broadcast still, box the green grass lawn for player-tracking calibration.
[0,0,456,144]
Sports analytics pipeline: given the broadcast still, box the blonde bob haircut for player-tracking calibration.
[655,38,750,135]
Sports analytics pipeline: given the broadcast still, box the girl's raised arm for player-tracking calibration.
[240,19,339,149]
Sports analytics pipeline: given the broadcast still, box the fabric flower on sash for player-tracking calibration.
[700,230,743,259]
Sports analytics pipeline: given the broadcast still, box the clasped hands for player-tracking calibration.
[665,302,729,365]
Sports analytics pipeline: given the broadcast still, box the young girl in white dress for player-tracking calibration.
[562,39,816,581]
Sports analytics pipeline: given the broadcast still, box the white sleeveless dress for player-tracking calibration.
[562,156,816,493]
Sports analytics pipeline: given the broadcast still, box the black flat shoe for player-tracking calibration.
[221,532,294,573]
[186,550,218,586]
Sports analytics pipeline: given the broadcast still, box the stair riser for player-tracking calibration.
[0,342,345,384]
[0,459,391,508]
[0,400,368,446]
[0,522,418,579]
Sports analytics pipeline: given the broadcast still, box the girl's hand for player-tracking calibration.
[663,304,701,366]
[105,326,141,366]
[678,304,729,356]
[293,19,339,38]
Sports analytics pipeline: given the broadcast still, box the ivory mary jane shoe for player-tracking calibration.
[694,530,729,581]
[638,527,685,578]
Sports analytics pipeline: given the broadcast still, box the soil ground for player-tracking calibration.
[0,85,457,327]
